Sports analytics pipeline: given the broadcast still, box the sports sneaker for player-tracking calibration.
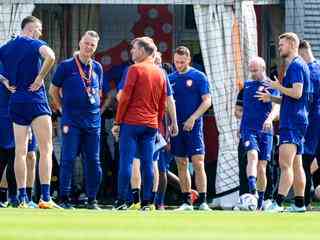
[0,202,7,208]
[191,190,199,204]
[286,204,306,213]
[60,201,75,210]
[127,202,141,210]
[141,204,156,211]
[18,201,29,209]
[262,199,273,211]
[38,199,62,209]
[264,201,284,212]
[87,200,101,210]
[174,203,194,211]
[156,204,165,211]
[306,204,313,211]
[27,201,38,209]
[7,199,19,208]
[112,200,128,210]
[198,202,212,211]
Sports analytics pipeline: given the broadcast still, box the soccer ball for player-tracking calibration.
[235,194,258,211]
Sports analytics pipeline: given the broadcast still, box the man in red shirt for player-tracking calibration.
[112,37,167,210]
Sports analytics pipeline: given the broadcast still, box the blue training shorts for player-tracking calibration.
[9,102,52,126]
[242,129,273,161]
[280,127,307,155]
[171,122,205,158]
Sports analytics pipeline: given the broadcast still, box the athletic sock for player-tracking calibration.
[0,187,7,203]
[182,192,192,205]
[151,191,156,204]
[257,191,265,209]
[248,176,257,194]
[275,194,285,207]
[155,192,165,206]
[18,188,27,202]
[132,188,140,204]
[41,184,50,202]
[294,196,305,208]
[26,187,33,202]
[198,192,207,204]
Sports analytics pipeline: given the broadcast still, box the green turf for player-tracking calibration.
[0,209,318,240]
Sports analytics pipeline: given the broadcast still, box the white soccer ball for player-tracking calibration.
[236,194,258,211]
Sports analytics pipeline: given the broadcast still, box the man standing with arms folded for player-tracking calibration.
[256,32,310,212]
[112,37,167,211]
[169,46,212,211]
[50,31,103,210]
[0,16,56,208]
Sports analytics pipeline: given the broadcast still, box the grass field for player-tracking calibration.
[0,209,318,240]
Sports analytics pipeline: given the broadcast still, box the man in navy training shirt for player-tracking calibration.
[298,40,320,209]
[256,32,310,212]
[240,56,280,210]
[50,31,104,210]
[0,16,57,208]
[169,46,212,211]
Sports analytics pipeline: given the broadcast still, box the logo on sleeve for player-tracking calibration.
[186,79,193,87]
[244,141,250,147]
[63,125,69,134]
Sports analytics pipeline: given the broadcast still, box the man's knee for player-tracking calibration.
[192,159,205,173]
[176,158,188,172]
[257,161,267,175]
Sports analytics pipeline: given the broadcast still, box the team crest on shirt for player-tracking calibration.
[244,141,250,147]
[258,86,264,91]
[63,125,69,134]
[186,79,193,87]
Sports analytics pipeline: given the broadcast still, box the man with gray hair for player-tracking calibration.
[50,30,104,210]
[239,56,280,210]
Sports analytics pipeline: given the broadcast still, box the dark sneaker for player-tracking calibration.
[112,200,127,210]
[60,201,75,210]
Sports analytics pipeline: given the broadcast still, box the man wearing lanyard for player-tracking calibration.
[0,16,56,208]
[50,31,104,210]
[112,37,167,211]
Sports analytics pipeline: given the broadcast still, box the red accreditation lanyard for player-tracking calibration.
[74,55,93,94]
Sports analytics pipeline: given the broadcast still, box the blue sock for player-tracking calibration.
[258,191,265,209]
[151,191,156,204]
[155,192,165,206]
[41,184,50,202]
[9,195,18,204]
[0,187,7,203]
[18,188,27,202]
[248,176,257,194]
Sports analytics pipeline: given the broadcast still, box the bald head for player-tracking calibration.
[249,57,266,81]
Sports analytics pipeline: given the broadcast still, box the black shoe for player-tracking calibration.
[112,200,127,210]
[87,200,101,210]
[7,200,19,208]
[60,201,75,210]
